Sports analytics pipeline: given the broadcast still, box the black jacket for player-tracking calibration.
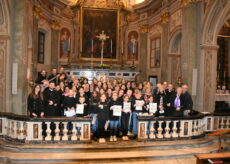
[27,95,44,117]
[96,101,109,120]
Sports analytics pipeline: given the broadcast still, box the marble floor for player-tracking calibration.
[0,135,229,164]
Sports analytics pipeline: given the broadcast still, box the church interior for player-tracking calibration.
[0,0,230,163]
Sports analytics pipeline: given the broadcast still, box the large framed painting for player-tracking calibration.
[81,8,118,61]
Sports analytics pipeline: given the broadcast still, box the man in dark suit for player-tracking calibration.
[165,84,176,116]
[182,84,193,116]
[171,87,185,117]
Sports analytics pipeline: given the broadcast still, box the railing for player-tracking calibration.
[0,113,91,143]
[137,113,230,140]
[0,112,230,143]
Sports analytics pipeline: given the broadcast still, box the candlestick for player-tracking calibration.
[91,39,93,53]
[111,39,113,54]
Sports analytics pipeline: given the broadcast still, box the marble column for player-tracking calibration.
[11,0,29,115]
[161,23,169,82]
[32,15,39,80]
[138,31,148,81]
[181,2,201,100]
[51,29,59,69]
[196,45,218,112]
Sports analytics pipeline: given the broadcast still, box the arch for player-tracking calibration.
[168,30,182,54]
[201,0,230,45]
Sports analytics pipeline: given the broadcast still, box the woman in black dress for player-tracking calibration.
[27,84,44,117]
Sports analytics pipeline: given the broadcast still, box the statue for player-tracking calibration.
[60,28,71,58]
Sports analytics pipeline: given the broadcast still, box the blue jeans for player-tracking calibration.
[90,113,98,133]
[109,120,119,136]
[132,112,138,135]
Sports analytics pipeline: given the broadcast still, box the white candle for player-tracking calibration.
[111,39,113,53]
[92,39,93,53]
[132,43,135,54]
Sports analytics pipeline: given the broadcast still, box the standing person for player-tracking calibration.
[96,94,109,143]
[182,84,193,115]
[155,85,167,117]
[27,85,44,117]
[89,91,99,139]
[48,68,59,85]
[165,84,176,116]
[108,92,122,142]
[76,96,88,117]
[121,95,131,140]
[131,90,145,139]
[43,82,60,117]
[172,87,185,117]
[63,89,76,117]
[35,69,47,84]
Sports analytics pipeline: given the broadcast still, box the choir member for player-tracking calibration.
[131,90,145,139]
[96,94,109,143]
[35,69,47,84]
[48,68,58,85]
[165,84,176,116]
[63,89,76,117]
[121,95,131,140]
[76,96,89,117]
[155,85,167,117]
[108,92,122,142]
[43,82,60,117]
[172,87,185,117]
[182,84,193,115]
[27,84,44,117]
[76,87,89,104]
[89,91,99,136]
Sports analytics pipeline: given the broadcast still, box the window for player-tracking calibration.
[150,38,161,68]
[38,31,45,64]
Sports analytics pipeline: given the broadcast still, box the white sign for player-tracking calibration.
[64,109,76,117]
[76,104,84,114]
[149,103,157,113]
[135,100,144,111]
[113,105,122,116]
[123,102,131,113]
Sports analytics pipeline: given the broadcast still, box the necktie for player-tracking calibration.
[174,96,180,107]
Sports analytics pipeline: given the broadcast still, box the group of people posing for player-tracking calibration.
[28,67,194,143]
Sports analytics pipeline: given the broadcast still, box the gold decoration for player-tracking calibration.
[33,5,41,19]
[178,0,202,7]
[139,24,149,33]
[50,20,61,30]
[161,12,170,24]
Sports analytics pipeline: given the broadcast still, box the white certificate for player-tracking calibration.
[64,109,76,117]
[149,103,157,113]
[123,102,131,113]
[113,105,122,116]
[76,104,84,114]
[135,100,144,111]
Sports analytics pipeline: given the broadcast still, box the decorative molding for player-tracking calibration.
[33,5,41,19]
[161,12,170,24]
[177,0,202,7]
[50,20,61,30]
[138,24,149,33]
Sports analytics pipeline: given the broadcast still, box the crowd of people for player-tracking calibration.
[28,67,194,143]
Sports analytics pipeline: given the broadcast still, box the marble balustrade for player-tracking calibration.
[0,112,230,142]
[137,113,230,140]
[0,113,91,143]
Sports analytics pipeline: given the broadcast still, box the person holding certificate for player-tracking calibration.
[121,95,131,140]
[146,95,157,115]
[63,89,76,117]
[76,96,88,117]
[96,94,109,143]
[131,90,145,139]
[108,92,122,142]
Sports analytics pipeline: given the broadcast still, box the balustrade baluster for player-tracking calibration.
[172,120,179,138]
[227,117,230,129]
[157,121,163,139]
[193,120,198,136]
[164,121,171,138]
[149,121,156,139]
[62,122,68,141]
[45,122,52,141]
[54,122,61,141]
[71,122,77,141]
[220,117,225,129]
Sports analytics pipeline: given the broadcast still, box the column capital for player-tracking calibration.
[161,12,170,24]
[178,0,202,7]
[50,20,61,31]
[138,24,149,33]
[200,44,219,50]
[33,5,41,20]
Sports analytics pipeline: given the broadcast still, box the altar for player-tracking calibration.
[66,68,140,83]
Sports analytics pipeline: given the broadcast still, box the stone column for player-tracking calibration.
[11,0,29,115]
[196,45,218,112]
[161,23,169,82]
[51,29,60,69]
[138,25,148,81]
[181,2,201,100]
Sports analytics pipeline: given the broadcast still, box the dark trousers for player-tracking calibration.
[121,113,130,136]
[97,118,106,138]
